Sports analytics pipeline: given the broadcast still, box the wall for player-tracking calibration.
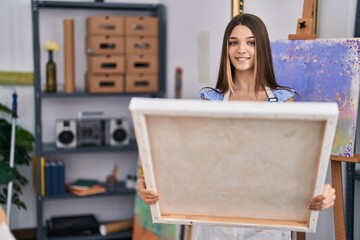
[163,0,230,99]
[0,1,358,240]
[0,0,37,229]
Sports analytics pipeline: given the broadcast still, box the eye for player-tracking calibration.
[228,41,238,46]
[247,41,256,45]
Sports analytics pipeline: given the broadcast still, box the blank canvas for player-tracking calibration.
[129,98,338,232]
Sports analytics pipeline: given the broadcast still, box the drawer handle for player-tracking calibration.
[134,62,149,68]
[99,81,115,87]
[134,81,149,86]
[132,24,147,30]
[100,24,116,30]
[134,43,150,50]
[99,43,116,49]
[101,63,117,68]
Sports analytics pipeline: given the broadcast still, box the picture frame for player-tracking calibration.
[129,98,339,232]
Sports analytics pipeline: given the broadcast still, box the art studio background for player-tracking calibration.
[0,0,359,240]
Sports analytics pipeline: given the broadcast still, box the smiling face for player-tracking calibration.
[216,14,278,94]
[228,24,256,73]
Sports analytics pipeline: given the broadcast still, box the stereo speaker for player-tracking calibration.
[108,119,130,146]
[56,120,77,148]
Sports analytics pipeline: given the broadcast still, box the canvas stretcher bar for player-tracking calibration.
[129,98,339,232]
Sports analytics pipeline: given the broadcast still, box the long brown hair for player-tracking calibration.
[215,13,283,95]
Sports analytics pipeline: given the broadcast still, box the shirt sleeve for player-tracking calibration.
[273,89,296,102]
[200,89,224,101]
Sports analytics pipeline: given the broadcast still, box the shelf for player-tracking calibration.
[40,91,159,98]
[34,1,158,12]
[46,229,132,240]
[43,181,135,200]
[42,140,138,155]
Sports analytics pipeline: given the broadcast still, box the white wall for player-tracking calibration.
[0,1,358,240]
[163,0,230,99]
[0,0,37,229]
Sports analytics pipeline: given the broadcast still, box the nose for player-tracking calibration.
[237,42,246,54]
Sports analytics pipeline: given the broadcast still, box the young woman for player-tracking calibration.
[137,13,336,240]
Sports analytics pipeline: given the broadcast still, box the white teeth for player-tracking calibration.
[235,57,248,62]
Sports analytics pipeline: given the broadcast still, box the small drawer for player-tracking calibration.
[126,55,158,73]
[88,55,125,74]
[87,16,124,36]
[125,73,158,93]
[125,36,158,54]
[86,73,124,93]
[125,16,158,36]
[87,36,124,55]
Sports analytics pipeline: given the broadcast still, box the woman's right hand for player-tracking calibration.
[137,175,160,205]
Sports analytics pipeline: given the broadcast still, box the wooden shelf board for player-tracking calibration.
[42,140,138,155]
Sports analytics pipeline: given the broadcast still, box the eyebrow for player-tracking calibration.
[229,36,255,40]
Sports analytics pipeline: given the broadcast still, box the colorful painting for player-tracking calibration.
[271,39,360,156]
[132,192,178,240]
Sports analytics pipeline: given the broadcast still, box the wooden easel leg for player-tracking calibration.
[296,232,305,240]
[184,225,192,240]
[331,161,346,240]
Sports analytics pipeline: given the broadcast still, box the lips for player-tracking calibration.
[235,57,250,62]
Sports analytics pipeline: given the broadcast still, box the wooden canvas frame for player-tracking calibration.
[129,98,339,232]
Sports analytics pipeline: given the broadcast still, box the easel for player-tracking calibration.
[330,155,360,240]
[296,155,360,240]
[288,0,317,40]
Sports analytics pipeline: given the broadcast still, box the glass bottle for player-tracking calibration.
[46,50,57,92]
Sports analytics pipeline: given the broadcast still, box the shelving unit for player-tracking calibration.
[46,230,132,240]
[31,0,166,239]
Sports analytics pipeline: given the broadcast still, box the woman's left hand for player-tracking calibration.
[307,183,336,210]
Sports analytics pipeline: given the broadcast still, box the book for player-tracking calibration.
[44,161,52,196]
[70,184,106,197]
[40,156,45,196]
[69,179,99,190]
[50,161,58,195]
[57,161,65,195]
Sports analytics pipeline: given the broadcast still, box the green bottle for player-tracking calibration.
[46,50,57,92]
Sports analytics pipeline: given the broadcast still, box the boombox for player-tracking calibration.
[55,118,130,148]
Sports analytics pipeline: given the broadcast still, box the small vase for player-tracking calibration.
[46,50,57,92]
